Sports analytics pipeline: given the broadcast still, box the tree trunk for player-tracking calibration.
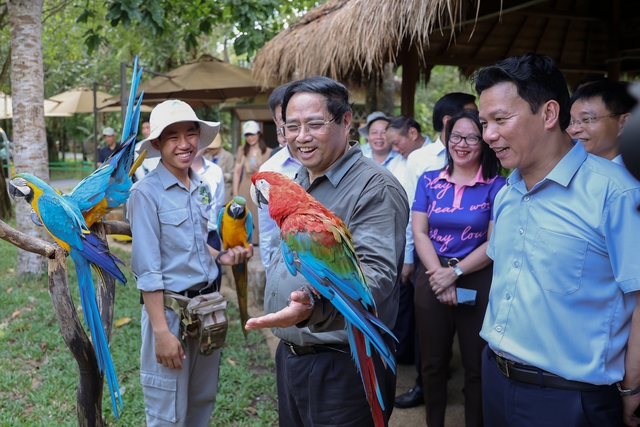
[7,0,49,275]
[0,171,12,220]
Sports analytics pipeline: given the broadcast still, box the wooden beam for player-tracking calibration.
[437,0,552,31]
[513,9,602,22]
[423,54,605,74]
[401,40,420,117]
[504,14,531,58]
[607,0,621,80]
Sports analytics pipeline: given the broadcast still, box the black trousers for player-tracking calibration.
[275,337,396,427]
[482,347,623,426]
[415,263,492,427]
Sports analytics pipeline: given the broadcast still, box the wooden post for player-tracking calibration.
[401,40,419,117]
[607,0,621,81]
[0,219,131,427]
[365,73,378,114]
[381,62,396,116]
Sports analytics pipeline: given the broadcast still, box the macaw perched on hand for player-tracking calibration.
[250,171,396,427]
[9,173,126,417]
[8,57,145,418]
[217,196,253,338]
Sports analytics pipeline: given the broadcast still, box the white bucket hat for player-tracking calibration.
[137,100,220,158]
[358,111,389,137]
[242,120,261,136]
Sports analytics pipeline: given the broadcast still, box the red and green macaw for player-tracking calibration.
[217,196,253,337]
[7,57,145,418]
[250,171,396,427]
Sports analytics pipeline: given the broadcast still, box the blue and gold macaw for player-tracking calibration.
[217,196,253,337]
[8,57,146,418]
[9,173,126,417]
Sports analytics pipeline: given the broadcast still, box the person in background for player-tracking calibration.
[567,80,635,164]
[233,120,272,245]
[476,53,640,427]
[258,83,301,273]
[205,134,234,205]
[396,93,476,409]
[134,118,161,181]
[413,109,505,427]
[96,127,118,167]
[359,111,404,177]
[129,99,252,427]
[385,115,431,408]
[192,143,226,291]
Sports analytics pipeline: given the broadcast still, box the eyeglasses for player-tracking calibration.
[568,113,622,127]
[281,117,337,138]
[449,133,482,146]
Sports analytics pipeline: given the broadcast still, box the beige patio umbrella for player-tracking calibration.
[0,91,73,119]
[130,54,270,107]
[45,86,152,115]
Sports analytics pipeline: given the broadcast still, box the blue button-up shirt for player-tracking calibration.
[129,161,217,293]
[481,142,640,385]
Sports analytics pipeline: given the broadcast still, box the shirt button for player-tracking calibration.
[518,228,524,235]
[514,261,519,268]
[496,325,503,332]
[524,196,530,201]
[505,294,511,300]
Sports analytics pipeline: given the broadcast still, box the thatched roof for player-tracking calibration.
[253,0,640,88]
[253,0,466,87]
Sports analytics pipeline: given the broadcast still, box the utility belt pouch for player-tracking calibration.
[163,291,228,356]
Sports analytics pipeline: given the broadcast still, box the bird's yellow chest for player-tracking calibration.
[221,217,248,249]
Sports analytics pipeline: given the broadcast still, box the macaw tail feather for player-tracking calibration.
[294,258,396,370]
[81,232,126,285]
[349,325,386,427]
[231,261,249,338]
[73,255,124,417]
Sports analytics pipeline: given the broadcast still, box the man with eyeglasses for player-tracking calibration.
[246,76,409,427]
[567,80,636,164]
[476,53,640,427]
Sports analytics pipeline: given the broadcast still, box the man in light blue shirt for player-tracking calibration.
[476,53,640,427]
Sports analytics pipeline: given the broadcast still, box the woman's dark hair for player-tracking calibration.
[445,110,502,180]
[243,132,268,156]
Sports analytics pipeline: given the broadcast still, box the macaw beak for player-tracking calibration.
[229,202,244,219]
[8,178,31,202]
[250,183,269,209]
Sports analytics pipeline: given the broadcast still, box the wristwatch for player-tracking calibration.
[616,382,640,396]
[453,265,464,277]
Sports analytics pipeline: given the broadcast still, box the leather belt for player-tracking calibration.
[283,341,350,356]
[139,283,210,304]
[438,256,461,268]
[493,352,601,392]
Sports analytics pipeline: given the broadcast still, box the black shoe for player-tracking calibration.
[394,386,424,408]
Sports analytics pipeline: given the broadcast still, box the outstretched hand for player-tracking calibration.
[245,290,313,330]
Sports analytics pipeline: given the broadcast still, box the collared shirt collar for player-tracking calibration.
[297,140,360,189]
[437,165,490,185]
[507,140,586,190]
[156,160,201,193]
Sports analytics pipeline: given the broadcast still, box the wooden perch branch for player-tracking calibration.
[0,219,57,258]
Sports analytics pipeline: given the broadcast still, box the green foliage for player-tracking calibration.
[0,238,277,425]
[414,66,475,138]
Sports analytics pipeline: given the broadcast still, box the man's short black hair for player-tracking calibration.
[387,115,421,136]
[570,80,637,115]
[268,83,291,116]
[572,75,608,94]
[282,76,352,125]
[473,53,571,130]
[433,93,476,132]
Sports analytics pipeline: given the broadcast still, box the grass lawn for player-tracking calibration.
[0,232,278,426]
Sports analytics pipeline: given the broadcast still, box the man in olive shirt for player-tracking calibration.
[246,77,409,427]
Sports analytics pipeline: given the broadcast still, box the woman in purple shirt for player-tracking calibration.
[412,109,505,427]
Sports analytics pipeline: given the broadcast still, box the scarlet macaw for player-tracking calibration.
[217,196,253,337]
[250,171,396,427]
[8,57,145,418]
